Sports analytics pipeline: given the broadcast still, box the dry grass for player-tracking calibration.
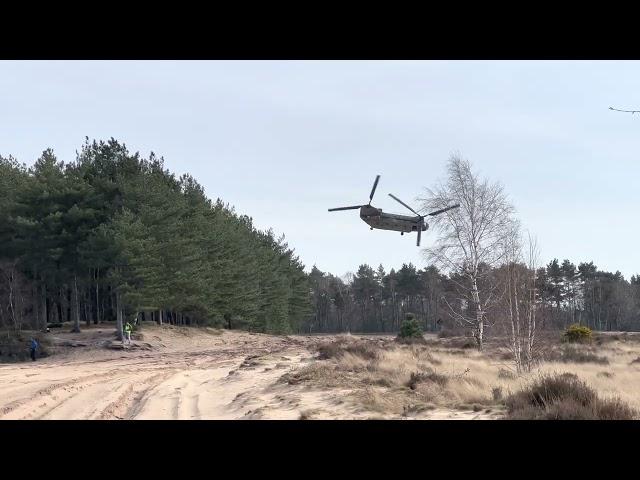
[280,362,351,387]
[317,338,380,361]
[281,331,640,418]
[438,329,462,338]
[505,373,636,420]
[594,332,640,346]
[408,370,449,389]
[543,344,609,365]
[285,336,518,415]
[395,336,427,345]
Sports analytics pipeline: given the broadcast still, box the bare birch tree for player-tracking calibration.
[420,153,515,351]
[524,232,540,371]
[503,221,523,372]
[498,228,541,373]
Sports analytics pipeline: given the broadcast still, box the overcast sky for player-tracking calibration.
[2,60,639,279]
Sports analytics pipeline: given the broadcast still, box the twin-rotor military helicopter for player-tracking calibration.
[328,175,460,247]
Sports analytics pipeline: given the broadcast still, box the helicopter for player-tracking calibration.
[328,175,460,247]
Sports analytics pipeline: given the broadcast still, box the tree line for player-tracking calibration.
[0,138,311,338]
[2,144,639,346]
[305,263,447,333]
[303,259,640,334]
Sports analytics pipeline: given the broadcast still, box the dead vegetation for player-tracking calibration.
[407,370,449,389]
[505,373,636,420]
[316,338,380,361]
[498,368,518,379]
[282,335,508,416]
[594,332,640,345]
[543,345,609,365]
[437,328,462,338]
[6,323,640,420]
[282,332,640,419]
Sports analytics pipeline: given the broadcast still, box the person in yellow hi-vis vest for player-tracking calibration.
[123,321,133,345]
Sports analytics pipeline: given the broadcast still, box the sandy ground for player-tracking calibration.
[0,325,498,420]
[0,325,444,419]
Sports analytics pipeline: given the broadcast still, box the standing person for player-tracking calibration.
[29,337,38,361]
[123,321,133,345]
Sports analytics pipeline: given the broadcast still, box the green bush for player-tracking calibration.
[398,314,423,340]
[562,324,593,344]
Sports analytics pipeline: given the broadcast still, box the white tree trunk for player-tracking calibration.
[513,268,522,372]
[526,283,536,371]
[471,278,484,351]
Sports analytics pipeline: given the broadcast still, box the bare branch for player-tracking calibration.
[609,106,640,114]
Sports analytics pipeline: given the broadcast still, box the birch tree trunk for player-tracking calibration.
[526,279,536,371]
[513,267,522,372]
[507,265,519,372]
[471,278,484,351]
[525,233,539,372]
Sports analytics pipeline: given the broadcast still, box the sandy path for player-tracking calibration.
[0,327,359,420]
[0,327,501,420]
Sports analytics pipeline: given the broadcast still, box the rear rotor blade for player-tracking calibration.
[428,204,460,216]
[388,193,419,215]
[417,228,421,247]
[369,175,380,203]
[328,205,363,212]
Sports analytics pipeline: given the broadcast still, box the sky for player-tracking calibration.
[1,60,639,279]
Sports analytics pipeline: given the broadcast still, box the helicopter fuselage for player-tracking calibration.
[328,175,457,247]
[359,205,428,233]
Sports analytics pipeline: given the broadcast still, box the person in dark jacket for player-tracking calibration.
[29,338,38,361]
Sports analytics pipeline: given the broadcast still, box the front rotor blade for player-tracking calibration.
[417,228,421,247]
[428,204,460,216]
[388,193,419,215]
[369,175,380,202]
[328,205,363,212]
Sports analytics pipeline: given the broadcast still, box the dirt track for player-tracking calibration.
[0,325,364,420]
[0,325,497,420]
